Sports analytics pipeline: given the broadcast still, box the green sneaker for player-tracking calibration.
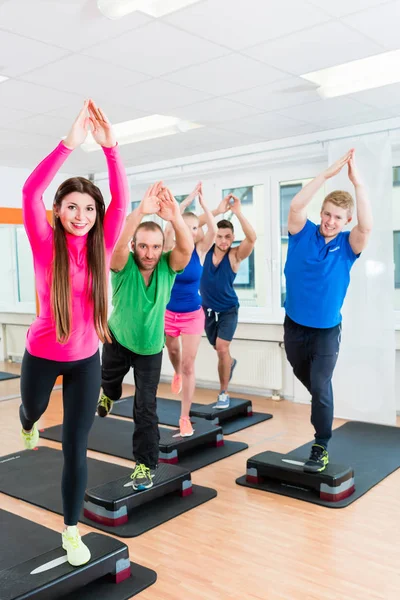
[20,423,39,450]
[130,463,154,491]
[303,444,329,473]
[62,525,91,567]
[97,393,113,418]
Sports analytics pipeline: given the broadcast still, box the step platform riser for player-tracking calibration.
[190,399,252,424]
[245,452,355,503]
[159,432,224,463]
[84,464,193,527]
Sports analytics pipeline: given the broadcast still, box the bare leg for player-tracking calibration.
[180,334,202,418]
[166,335,182,375]
[215,337,232,393]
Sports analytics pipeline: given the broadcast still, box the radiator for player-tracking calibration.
[161,338,283,393]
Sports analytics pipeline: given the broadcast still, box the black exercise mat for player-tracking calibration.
[0,447,216,537]
[113,395,272,435]
[0,508,156,598]
[236,421,400,508]
[0,371,20,381]
[41,416,248,472]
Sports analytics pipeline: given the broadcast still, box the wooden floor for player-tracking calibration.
[1,361,400,600]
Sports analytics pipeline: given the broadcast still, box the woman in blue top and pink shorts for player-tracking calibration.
[164,183,217,436]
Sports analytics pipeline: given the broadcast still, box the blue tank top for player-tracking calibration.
[200,245,239,312]
[166,249,202,313]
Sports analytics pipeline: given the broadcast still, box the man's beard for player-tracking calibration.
[133,252,162,270]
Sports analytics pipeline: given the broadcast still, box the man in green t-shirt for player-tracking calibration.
[97,182,194,490]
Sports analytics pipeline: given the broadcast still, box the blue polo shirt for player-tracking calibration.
[284,219,359,329]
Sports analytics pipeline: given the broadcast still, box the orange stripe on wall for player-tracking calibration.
[0,207,53,225]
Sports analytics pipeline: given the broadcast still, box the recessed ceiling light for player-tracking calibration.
[301,49,400,98]
[97,0,201,19]
[81,114,203,152]
[0,75,9,84]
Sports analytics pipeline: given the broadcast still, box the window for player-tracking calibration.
[175,194,196,213]
[279,177,325,307]
[219,183,264,309]
[0,225,35,313]
[393,167,400,311]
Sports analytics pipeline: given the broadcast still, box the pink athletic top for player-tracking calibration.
[23,141,128,362]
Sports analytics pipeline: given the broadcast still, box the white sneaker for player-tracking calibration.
[214,392,230,409]
[62,526,91,567]
[20,423,39,449]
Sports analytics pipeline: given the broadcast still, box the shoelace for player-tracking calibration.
[310,446,324,461]
[131,464,149,480]
[64,531,80,549]
[100,396,111,410]
[23,428,35,440]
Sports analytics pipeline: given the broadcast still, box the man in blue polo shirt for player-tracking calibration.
[284,148,372,473]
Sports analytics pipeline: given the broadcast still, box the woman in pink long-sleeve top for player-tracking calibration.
[19,100,129,566]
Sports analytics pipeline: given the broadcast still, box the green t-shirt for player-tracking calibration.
[109,251,179,355]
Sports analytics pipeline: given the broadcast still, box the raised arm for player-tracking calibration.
[179,182,201,214]
[163,222,175,252]
[196,185,217,258]
[229,195,256,262]
[87,101,130,252]
[198,194,230,227]
[110,182,162,272]
[288,149,353,235]
[22,100,93,245]
[22,142,73,246]
[158,188,194,271]
[348,151,373,254]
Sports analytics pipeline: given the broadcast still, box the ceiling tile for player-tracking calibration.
[309,0,390,17]
[0,30,70,77]
[0,80,81,113]
[84,21,230,77]
[225,77,321,111]
[120,79,212,112]
[342,1,400,49]
[163,54,287,95]
[164,0,331,50]
[168,97,263,124]
[0,108,33,127]
[277,97,374,124]
[217,112,315,138]
[0,0,152,51]
[349,82,400,108]
[244,21,384,75]
[21,55,150,96]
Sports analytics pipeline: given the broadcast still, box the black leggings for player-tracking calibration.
[19,349,100,526]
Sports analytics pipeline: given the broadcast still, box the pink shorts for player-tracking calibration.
[165,307,205,337]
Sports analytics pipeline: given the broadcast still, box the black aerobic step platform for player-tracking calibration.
[112,395,273,435]
[41,417,248,472]
[0,509,156,600]
[245,451,355,502]
[158,418,223,464]
[237,422,400,508]
[84,463,192,527]
[0,447,217,537]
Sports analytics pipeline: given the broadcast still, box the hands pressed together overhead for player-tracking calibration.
[63,99,116,151]
[139,181,181,222]
[323,148,363,187]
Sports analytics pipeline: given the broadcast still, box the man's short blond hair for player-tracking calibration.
[322,190,354,216]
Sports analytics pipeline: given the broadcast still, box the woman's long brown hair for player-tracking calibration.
[52,177,111,344]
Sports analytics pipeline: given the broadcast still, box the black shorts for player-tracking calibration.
[203,305,239,347]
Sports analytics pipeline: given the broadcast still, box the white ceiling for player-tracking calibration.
[0,0,400,173]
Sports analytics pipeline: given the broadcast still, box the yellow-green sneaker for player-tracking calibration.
[97,393,113,418]
[303,444,329,473]
[20,423,39,450]
[62,526,91,567]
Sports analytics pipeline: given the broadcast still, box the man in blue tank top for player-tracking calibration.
[200,195,257,408]
[284,149,372,473]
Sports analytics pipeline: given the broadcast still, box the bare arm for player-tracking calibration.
[195,185,217,257]
[230,196,256,262]
[163,222,175,252]
[288,149,353,235]
[198,195,230,227]
[348,153,373,254]
[178,182,201,214]
[158,188,194,271]
[110,182,163,271]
